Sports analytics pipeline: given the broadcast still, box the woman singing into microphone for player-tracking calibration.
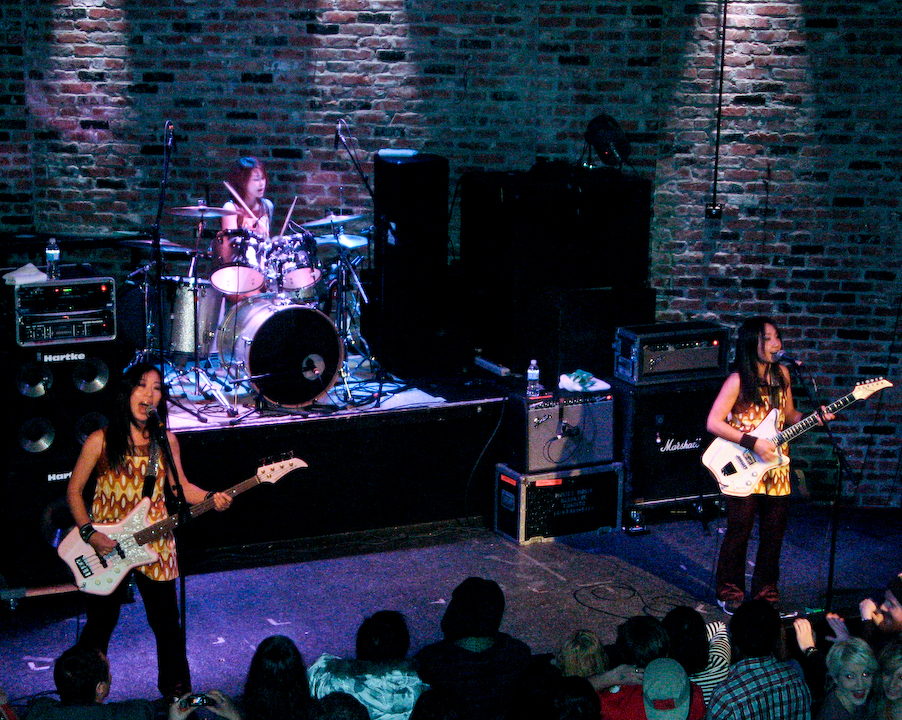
[66,362,232,702]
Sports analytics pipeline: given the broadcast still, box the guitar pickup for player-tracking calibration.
[115,543,125,559]
[75,555,93,579]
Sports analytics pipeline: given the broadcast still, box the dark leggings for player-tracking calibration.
[715,494,788,603]
[76,571,190,698]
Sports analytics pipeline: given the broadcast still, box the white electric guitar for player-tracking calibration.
[702,378,892,497]
[58,456,305,595]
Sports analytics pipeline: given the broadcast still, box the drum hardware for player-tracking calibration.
[119,237,203,255]
[210,228,266,298]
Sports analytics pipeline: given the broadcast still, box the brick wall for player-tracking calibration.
[2,0,901,505]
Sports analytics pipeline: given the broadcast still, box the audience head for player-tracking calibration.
[642,658,692,720]
[825,637,877,712]
[547,676,601,719]
[314,692,369,720]
[244,635,312,720]
[556,629,609,678]
[409,688,463,720]
[729,599,780,659]
[441,577,505,641]
[879,639,902,706]
[355,610,410,662]
[880,576,902,634]
[662,606,709,676]
[615,615,671,669]
[54,646,111,705]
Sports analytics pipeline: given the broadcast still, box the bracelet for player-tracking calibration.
[804,646,819,657]
[79,523,96,543]
[205,491,215,501]
[739,434,757,451]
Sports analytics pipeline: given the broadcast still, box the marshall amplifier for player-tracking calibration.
[613,321,728,386]
[15,277,116,347]
[495,462,623,545]
[505,391,614,473]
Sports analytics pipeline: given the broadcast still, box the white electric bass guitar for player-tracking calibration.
[58,456,305,595]
[702,378,892,497]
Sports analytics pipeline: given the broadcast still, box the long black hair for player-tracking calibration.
[734,316,788,411]
[104,362,169,471]
[243,635,313,720]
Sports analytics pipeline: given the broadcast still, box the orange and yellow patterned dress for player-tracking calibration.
[727,385,791,496]
[90,441,179,581]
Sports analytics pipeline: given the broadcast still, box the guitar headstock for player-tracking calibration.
[257,453,308,484]
[852,377,893,401]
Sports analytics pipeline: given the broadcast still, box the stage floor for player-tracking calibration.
[1,502,897,710]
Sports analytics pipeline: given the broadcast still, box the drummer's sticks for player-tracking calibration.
[223,181,260,228]
[277,196,298,239]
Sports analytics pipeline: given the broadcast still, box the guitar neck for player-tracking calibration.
[773,392,857,445]
[134,475,261,546]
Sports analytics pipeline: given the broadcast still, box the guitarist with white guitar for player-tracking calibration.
[706,317,834,617]
[65,361,233,702]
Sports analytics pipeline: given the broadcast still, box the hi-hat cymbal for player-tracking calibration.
[167,205,238,218]
[301,212,366,229]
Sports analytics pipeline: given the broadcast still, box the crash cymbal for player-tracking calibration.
[301,212,366,229]
[118,237,200,255]
[167,205,238,219]
[315,234,368,263]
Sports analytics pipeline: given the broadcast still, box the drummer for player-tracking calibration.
[214,157,272,301]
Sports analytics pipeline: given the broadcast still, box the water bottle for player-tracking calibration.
[526,359,540,397]
[45,237,60,279]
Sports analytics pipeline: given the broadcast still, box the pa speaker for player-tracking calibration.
[369,151,451,377]
[612,377,723,507]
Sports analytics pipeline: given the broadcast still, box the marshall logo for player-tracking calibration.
[659,437,703,453]
[48,471,73,482]
[39,351,86,362]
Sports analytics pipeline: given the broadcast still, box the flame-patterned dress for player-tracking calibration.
[90,441,179,581]
[726,384,791,497]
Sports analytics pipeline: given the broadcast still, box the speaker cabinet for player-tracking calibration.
[612,377,724,507]
[495,462,623,545]
[1,341,123,588]
[505,392,614,473]
[369,150,450,377]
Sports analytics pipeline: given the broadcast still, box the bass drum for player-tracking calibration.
[218,295,343,407]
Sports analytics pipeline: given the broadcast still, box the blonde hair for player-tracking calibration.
[556,629,609,678]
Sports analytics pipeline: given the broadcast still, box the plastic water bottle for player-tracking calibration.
[526,359,540,397]
[45,237,60,279]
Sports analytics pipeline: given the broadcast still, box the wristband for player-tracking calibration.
[205,491,215,501]
[739,434,757,451]
[79,523,97,543]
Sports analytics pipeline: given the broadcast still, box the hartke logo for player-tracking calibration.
[48,471,72,482]
[40,352,86,362]
[659,438,703,452]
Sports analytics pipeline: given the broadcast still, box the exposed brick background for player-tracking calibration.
[1,0,900,506]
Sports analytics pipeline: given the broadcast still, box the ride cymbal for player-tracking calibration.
[301,212,366,229]
[167,205,238,218]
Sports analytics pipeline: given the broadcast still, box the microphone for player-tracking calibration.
[146,406,162,430]
[334,121,341,150]
[165,121,175,151]
[774,350,803,366]
[608,142,622,165]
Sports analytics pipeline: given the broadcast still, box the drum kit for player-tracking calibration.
[126,204,373,412]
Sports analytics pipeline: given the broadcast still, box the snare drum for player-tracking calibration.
[217,294,342,407]
[162,276,222,359]
[211,228,265,297]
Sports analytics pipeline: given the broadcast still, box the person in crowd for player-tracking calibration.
[707,599,811,720]
[707,316,833,614]
[641,658,704,720]
[414,577,532,720]
[555,630,608,679]
[407,689,463,720]
[815,637,879,720]
[662,606,730,704]
[875,639,902,720]
[529,676,601,720]
[65,362,232,701]
[313,692,369,720]
[860,576,902,649]
[241,635,315,720]
[307,610,427,720]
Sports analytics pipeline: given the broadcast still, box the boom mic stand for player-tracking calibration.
[785,360,861,612]
[149,121,176,378]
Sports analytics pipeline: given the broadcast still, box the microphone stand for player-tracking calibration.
[150,122,176,375]
[785,361,861,612]
[146,411,193,637]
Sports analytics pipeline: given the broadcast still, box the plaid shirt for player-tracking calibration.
[706,656,811,720]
